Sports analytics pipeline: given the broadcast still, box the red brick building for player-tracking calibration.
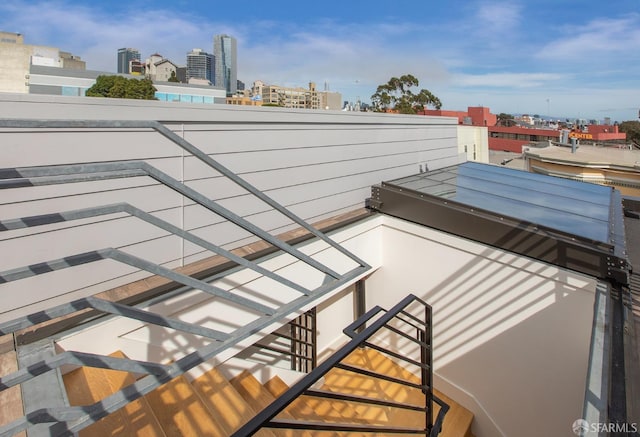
[421,106,626,153]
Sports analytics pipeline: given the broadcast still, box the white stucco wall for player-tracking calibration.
[51,213,596,437]
[458,125,489,163]
[366,216,596,437]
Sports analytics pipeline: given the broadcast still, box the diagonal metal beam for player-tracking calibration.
[0,160,344,279]
[0,350,171,391]
[151,122,371,270]
[0,202,311,296]
[0,248,275,315]
[59,264,369,435]
[87,297,231,341]
[0,119,370,271]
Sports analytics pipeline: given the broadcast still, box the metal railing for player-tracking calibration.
[245,307,317,372]
[232,294,448,436]
[0,119,370,436]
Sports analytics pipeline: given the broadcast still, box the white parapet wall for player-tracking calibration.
[0,94,459,322]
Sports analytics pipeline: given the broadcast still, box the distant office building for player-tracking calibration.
[213,34,237,95]
[319,90,342,110]
[237,79,245,91]
[59,51,86,70]
[186,48,214,84]
[117,48,140,74]
[129,59,145,76]
[27,64,226,103]
[0,31,84,93]
[257,81,321,109]
[145,53,177,82]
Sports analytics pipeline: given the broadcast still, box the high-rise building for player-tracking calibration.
[117,48,140,74]
[186,48,214,84]
[213,34,237,95]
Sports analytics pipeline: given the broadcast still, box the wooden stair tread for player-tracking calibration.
[230,371,292,416]
[144,375,225,437]
[433,389,474,437]
[265,376,350,423]
[327,348,474,437]
[63,350,165,437]
[192,367,275,437]
[231,371,319,437]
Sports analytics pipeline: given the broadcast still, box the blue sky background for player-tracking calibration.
[1,0,639,121]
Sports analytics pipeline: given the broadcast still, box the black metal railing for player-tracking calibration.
[246,308,317,372]
[232,294,448,436]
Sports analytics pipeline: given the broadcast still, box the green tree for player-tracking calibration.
[496,113,516,127]
[371,74,442,114]
[619,120,640,146]
[86,75,157,100]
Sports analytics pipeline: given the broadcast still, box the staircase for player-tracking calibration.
[58,348,473,437]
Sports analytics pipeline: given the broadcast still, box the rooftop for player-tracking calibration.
[0,97,637,436]
[525,144,640,170]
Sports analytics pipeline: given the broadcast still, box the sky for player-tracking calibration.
[1,0,639,121]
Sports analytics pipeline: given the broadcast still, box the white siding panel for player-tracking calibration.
[2,130,181,167]
[0,98,459,319]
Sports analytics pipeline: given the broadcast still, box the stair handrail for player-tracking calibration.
[232,293,449,437]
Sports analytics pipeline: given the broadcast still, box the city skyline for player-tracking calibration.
[0,0,639,121]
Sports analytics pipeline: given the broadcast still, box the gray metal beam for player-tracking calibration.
[0,248,275,315]
[0,160,344,279]
[0,119,370,270]
[87,297,231,341]
[0,202,311,296]
[16,340,70,437]
[2,350,171,390]
[61,264,368,435]
[0,118,374,436]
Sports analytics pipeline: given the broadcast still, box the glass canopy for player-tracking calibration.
[387,162,613,243]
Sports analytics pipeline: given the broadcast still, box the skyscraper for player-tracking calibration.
[186,48,214,83]
[117,48,140,74]
[213,34,237,95]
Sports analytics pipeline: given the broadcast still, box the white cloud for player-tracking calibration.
[476,1,522,32]
[454,72,566,88]
[0,0,635,120]
[536,15,640,61]
[0,1,236,71]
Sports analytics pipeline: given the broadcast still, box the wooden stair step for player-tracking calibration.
[191,367,275,437]
[265,376,352,430]
[0,350,26,437]
[144,374,225,437]
[63,350,165,437]
[231,370,322,437]
[336,348,474,437]
[433,389,474,437]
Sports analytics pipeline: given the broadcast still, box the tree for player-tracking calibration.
[619,120,640,146]
[496,113,516,127]
[371,74,442,114]
[86,75,157,100]
[168,71,180,83]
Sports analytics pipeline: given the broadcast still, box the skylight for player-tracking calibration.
[388,162,613,244]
